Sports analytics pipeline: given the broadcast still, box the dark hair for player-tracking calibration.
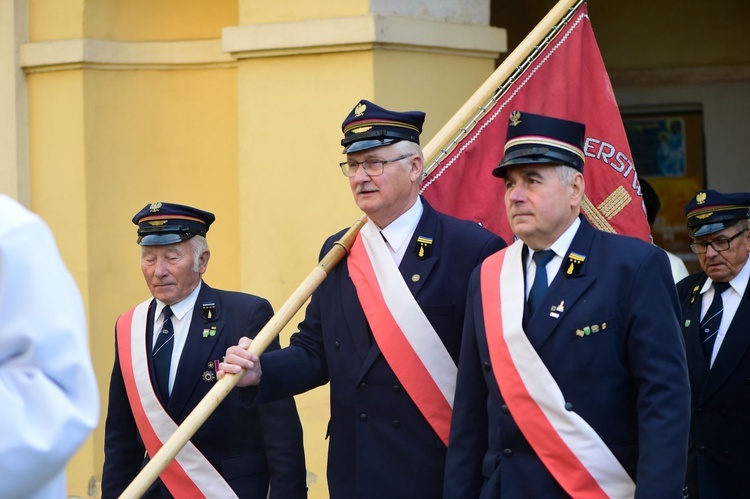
[639,177,660,227]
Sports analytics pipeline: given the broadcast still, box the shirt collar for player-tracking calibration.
[380,197,423,254]
[155,280,202,321]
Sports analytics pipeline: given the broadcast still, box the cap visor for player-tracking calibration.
[344,138,397,154]
[137,232,195,246]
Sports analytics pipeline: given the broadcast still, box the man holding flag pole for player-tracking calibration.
[221,100,505,498]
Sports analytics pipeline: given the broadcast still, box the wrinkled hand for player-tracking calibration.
[217,336,262,387]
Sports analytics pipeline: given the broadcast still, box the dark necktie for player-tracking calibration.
[527,249,556,318]
[153,305,175,402]
[700,281,730,364]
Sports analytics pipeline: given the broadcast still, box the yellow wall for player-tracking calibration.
[241,0,369,25]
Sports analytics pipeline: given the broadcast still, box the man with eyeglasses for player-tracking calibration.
[220,100,506,498]
[679,190,750,499]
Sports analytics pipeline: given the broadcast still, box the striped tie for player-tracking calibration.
[700,282,730,364]
[153,305,175,402]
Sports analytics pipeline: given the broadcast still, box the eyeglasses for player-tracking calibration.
[339,154,414,177]
[689,229,747,254]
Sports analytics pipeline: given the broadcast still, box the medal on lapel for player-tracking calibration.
[565,252,586,277]
[202,360,217,383]
[202,302,216,320]
[415,236,433,260]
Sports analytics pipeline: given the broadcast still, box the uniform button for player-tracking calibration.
[359,413,368,421]
[501,404,510,414]
[745,378,750,385]
[483,362,491,372]
[724,451,732,457]
[334,341,340,350]
[721,410,728,416]
[697,446,706,453]
[392,385,401,393]
[392,420,401,428]
[358,382,367,390]
[564,402,574,411]
[503,448,513,457]
[696,407,703,414]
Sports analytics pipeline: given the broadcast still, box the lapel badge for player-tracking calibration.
[565,252,586,277]
[411,274,421,282]
[575,322,607,338]
[415,236,433,260]
[202,302,216,320]
[201,360,217,383]
[509,110,522,127]
[202,326,217,338]
[684,319,691,327]
[549,300,565,318]
[690,285,700,304]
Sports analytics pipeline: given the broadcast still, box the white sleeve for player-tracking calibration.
[0,196,99,498]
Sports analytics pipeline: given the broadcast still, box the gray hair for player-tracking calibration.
[555,165,579,185]
[189,235,209,272]
[389,140,424,166]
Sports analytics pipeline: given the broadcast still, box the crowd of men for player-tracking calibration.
[11,99,748,498]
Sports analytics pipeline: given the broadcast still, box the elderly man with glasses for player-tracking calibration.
[220,100,506,498]
[679,189,750,499]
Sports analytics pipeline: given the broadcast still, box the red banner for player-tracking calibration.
[421,3,650,243]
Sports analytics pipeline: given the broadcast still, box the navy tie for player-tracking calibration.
[700,281,730,364]
[528,249,555,318]
[153,305,175,402]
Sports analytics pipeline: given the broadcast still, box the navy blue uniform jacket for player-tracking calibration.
[678,272,750,499]
[102,282,307,498]
[445,217,690,499]
[250,199,505,499]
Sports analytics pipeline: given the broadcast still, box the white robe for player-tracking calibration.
[0,195,99,498]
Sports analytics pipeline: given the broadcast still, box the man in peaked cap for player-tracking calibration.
[445,110,690,498]
[102,202,306,498]
[220,100,506,498]
[678,190,750,499]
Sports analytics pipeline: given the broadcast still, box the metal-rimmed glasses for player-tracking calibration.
[689,228,747,254]
[339,154,414,177]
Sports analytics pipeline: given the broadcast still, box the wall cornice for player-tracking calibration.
[223,15,506,59]
[20,38,234,73]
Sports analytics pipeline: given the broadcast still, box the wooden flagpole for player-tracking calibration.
[424,0,582,172]
[119,0,580,496]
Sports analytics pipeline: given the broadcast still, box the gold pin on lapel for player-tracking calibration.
[690,285,700,304]
[415,236,433,260]
[566,252,586,276]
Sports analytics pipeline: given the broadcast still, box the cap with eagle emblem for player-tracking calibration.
[493,110,586,177]
[341,99,425,153]
[684,190,750,237]
[132,202,215,246]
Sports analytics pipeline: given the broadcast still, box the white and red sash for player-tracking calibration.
[347,220,456,445]
[480,242,635,498]
[116,300,238,498]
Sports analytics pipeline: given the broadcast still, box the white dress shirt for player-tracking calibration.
[701,259,750,367]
